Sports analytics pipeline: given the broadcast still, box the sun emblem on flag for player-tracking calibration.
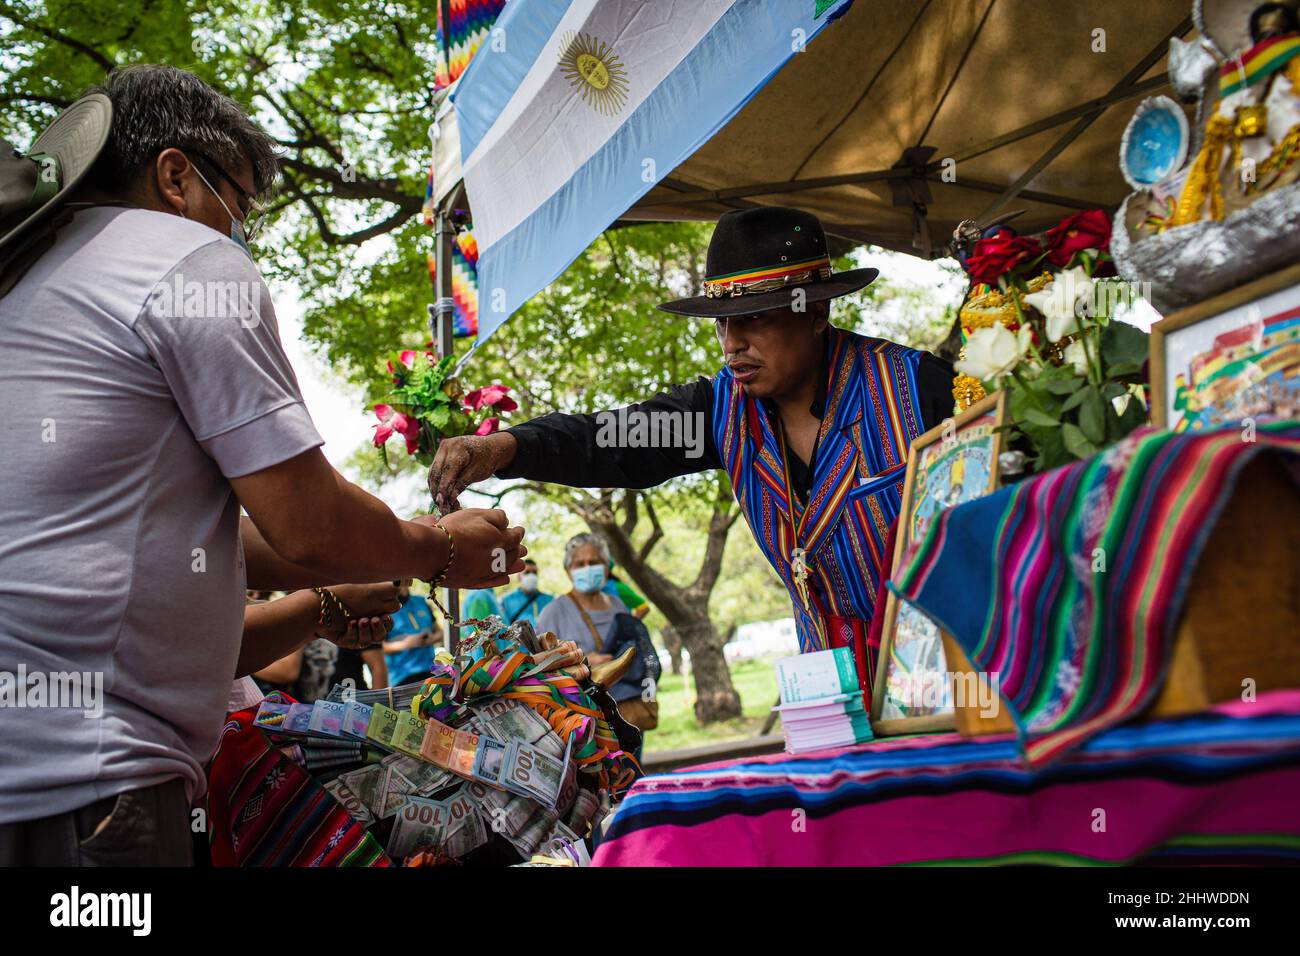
[558,31,629,115]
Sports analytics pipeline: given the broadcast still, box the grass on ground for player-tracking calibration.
[644,657,780,752]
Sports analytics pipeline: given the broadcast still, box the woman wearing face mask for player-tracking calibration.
[535,533,662,741]
[501,558,554,627]
[536,534,625,666]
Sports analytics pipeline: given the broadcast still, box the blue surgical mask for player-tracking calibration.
[191,163,253,258]
[520,572,539,594]
[571,564,605,594]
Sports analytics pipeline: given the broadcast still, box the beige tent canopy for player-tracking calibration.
[621,0,1194,257]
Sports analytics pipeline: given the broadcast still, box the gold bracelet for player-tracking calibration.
[429,521,455,586]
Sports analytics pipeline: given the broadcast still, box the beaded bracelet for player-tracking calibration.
[429,521,455,587]
[312,587,353,630]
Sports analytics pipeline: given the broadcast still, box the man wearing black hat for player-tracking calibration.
[430,206,955,692]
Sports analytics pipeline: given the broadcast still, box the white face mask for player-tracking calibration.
[520,572,539,594]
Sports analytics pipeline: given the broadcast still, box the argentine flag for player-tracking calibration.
[452,0,853,343]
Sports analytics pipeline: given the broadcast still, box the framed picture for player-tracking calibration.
[1150,261,1300,431]
[870,390,1007,735]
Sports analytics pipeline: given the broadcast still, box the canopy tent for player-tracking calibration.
[431,0,1195,345]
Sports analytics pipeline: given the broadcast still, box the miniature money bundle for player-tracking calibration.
[411,616,640,791]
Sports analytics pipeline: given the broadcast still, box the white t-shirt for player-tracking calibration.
[0,206,322,823]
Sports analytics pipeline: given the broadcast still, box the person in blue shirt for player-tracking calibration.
[382,585,442,687]
[501,558,553,627]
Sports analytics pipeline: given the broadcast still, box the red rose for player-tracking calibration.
[964,230,1043,285]
[1043,209,1111,267]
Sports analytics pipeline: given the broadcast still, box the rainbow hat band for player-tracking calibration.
[703,256,833,298]
[657,206,878,318]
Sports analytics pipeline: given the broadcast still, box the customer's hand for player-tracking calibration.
[413,508,526,589]
[332,615,394,650]
[428,432,517,514]
[330,581,401,618]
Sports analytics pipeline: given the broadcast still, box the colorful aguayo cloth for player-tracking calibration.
[593,691,1300,866]
[207,692,389,867]
[892,422,1300,765]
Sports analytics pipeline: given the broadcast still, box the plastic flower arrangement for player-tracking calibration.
[954,209,1151,472]
[372,349,518,467]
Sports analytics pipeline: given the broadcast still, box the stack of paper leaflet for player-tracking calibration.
[772,647,873,753]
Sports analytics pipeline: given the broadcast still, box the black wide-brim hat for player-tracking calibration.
[656,206,878,317]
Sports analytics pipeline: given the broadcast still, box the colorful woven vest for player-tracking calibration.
[712,327,931,653]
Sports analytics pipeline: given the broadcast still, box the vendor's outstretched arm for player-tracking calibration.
[429,378,720,509]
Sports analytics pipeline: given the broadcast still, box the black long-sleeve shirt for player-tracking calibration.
[498,343,955,504]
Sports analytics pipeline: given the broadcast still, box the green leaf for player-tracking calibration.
[1045,376,1085,396]
[1060,386,1091,412]
[1034,429,1069,472]
[428,404,452,430]
[1021,408,1062,428]
[1078,387,1106,444]
[1106,360,1145,378]
[1100,320,1149,371]
[1062,422,1100,460]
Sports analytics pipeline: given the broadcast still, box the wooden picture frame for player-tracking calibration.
[1149,260,1300,431]
[870,390,1007,736]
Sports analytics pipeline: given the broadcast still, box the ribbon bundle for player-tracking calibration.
[411,628,640,790]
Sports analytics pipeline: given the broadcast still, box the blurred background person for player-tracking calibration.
[604,560,650,621]
[383,582,443,687]
[502,558,553,626]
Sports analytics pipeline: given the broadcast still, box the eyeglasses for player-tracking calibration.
[191,152,267,241]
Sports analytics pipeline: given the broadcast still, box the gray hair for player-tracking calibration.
[83,65,280,197]
[563,532,611,569]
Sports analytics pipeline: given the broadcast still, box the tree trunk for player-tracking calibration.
[661,624,684,675]
[671,615,738,723]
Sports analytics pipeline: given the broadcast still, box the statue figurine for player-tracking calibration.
[1111,0,1300,311]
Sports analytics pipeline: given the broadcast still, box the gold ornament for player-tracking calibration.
[952,372,987,410]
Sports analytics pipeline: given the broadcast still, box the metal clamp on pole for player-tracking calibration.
[432,210,460,639]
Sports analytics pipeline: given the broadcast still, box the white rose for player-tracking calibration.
[1022,267,1095,342]
[955,324,1032,382]
[1063,339,1089,376]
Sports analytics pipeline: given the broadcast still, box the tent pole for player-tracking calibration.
[977,14,1193,220]
[433,209,460,650]
[631,70,1175,211]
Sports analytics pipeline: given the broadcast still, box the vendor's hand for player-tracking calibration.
[587,652,614,666]
[329,582,402,620]
[332,616,394,650]
[428,432,517,514]
[413,508,526,589]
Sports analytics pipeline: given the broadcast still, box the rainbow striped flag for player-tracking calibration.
[1219,34,1300,97]
[434,0,510,91]
[892,421,1300,766]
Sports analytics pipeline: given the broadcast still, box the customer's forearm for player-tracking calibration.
[242,517,343,590]
[304,474,446,582]
[232,450,448,585]
[237,589,321,677]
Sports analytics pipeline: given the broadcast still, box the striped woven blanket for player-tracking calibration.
[592,691,1300,866]
[892,422,1300,765]
[207,692,389,867]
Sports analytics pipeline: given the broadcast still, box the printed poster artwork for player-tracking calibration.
[881,411,997,720]
[1165,283,1300,432]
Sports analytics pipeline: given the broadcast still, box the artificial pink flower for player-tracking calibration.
[372,404,396,447]
[395,414,421,454]
[474,417,500,436]
[464,384,518,412]
[372,404,422,454]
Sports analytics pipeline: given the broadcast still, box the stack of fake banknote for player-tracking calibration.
[772,647,874,753]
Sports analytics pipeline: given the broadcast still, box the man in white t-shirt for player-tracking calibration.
[0,66,527,865]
